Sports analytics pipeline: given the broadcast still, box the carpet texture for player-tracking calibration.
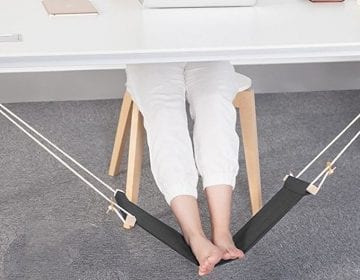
[0,90,359,280]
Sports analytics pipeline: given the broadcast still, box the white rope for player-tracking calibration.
[0,103,117,194]
[310,130,360,187]
[107,200,127,223]
[317,170,332,190]
[296,113,360,178]
[0,107,131,219]
[315,165,337,192]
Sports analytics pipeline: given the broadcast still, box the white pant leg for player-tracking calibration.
[184,61,240,191]
[125,62,199,205]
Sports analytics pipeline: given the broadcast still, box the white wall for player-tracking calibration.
[1,61,360,103]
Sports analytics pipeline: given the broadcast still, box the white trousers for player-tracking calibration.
[125,61,240,205]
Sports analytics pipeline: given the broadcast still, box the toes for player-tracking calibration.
[199,254,221,276]
[199,260,211,275]
[226,247,244,259]
[198,269,206,276]
[204,258,215,271]
[222,251,232,260]
[238,249,245,259]
[198,263,211,276]
[233,248,245,259]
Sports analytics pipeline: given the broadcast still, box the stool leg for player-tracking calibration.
[109,91,133,176]
[235,89,263,215]
[123,102,145,229]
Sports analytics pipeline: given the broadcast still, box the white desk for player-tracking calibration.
[1,0,360,73]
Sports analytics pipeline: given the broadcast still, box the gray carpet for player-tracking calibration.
[1,90,359,280]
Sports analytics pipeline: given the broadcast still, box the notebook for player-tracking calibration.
[42,0,98,16]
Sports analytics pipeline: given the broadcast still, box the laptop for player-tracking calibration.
[139,0,257,8]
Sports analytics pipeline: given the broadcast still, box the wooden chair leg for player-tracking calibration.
[234,89,263,215]
[108,91,133,176]
[123,102,145,229]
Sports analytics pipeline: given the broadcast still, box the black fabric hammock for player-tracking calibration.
[115,175,311,266]
[0,104,358,269]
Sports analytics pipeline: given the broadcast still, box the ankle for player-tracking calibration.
[184,231,207,245]
[212,229,232,241]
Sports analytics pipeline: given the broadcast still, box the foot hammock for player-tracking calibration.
[1,103,359,267]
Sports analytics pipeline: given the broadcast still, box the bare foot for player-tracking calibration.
[186,233,224,276]
[212,231,244,260]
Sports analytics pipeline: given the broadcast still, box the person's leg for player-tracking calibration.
[184,61,244,259]
[125,63,224,275]
[170,195,224,276]
[205,185,244,260]
[125,62,198,204]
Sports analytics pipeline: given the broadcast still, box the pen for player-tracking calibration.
[0,33,22,42]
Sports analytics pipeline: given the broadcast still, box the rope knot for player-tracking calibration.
[326,161,336,175]
[106,198,116,214]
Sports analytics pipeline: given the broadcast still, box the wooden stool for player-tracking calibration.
[109,73,262,228]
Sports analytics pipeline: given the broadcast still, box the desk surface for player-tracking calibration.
[1,0,360,72]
